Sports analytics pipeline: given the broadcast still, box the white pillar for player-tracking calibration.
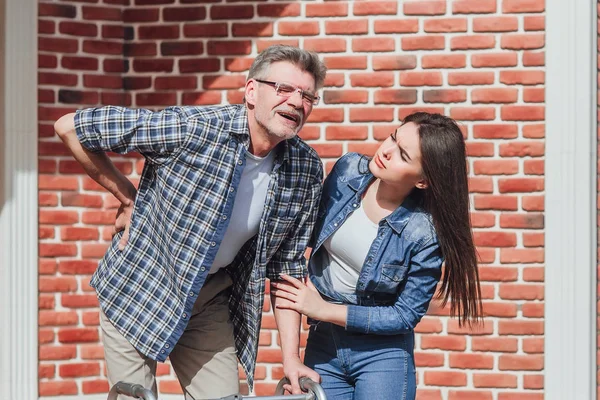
[545,0,597,398]
[0,0,39,398]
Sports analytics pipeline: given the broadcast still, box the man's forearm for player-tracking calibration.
[271,285,302,362]
[54,113,136,204]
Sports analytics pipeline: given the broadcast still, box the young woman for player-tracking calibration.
[271,112,483,400]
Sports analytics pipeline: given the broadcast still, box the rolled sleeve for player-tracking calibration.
[73,106,187,162]
[267,169,323,281]
[346,239,443,335]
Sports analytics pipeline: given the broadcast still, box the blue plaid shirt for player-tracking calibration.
[74,104,323,388]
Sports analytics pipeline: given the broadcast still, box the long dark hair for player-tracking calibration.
[403,112,482,326]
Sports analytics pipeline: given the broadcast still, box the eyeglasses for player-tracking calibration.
[255,79,320,106]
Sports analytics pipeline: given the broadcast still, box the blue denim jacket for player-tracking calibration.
[309,152,443,335]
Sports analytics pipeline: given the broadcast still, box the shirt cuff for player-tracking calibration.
[345,304,370,333]
[74,108,103,152]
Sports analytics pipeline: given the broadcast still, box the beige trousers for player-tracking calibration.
[100,269,240,400]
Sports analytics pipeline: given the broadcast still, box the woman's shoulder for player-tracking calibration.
[329,152,368,180]
[405,205,438,246]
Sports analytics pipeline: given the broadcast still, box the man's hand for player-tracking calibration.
[281,356,320,395]
[112,199,134,250]
[271,274,329,320]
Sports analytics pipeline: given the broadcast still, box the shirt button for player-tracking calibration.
[222,215,227,220]
[352,203,358,207]
[200,267,206,272]
[183,313,187,318]
[161,350,165,354]
[165,344,170,349]
[237,160,243,165]
[334,223,338,227]
[229,187,234,193]
[211,242,216,247]
[189,292,194,296]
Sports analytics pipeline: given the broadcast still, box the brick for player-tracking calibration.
[184,23,228,38]
[155,76,198,90]
[502,0,545,13]
[353,1,398,15]
[39,311,79,326]
[400,71,443,86]
[62,56,100,71]
[373,55,416,70]
[133,59,174,73]
[424,18,468,33]
[415,352,445,367]
[39,382,78,397]
[161,41,204,56]
[306,3,349,17]
[404,1,446,15]
[323,90,369,104]
[421,335,466,351]
[451,35,495,50]
[59,260,99,275]
[352,37,395,52]
[523,374,544,390]
[522,302,544,317]
[449,391,493,400]
[39,364,55,379]
[473,232,517,247]
[38,3,77,18]
[211,5,253,20]
[326,20,369,35]
[449,353,494,369]
[499,355,544,371]
[58,328,99,343]
[123,8,159,23]
[39,88,55,104]
[374,89,418,104]
[417,389,443,400]
[163,6,206,21]
[59,362,101,378]
[256,40,299,53]
[424,371,467,386]
[59,21,98,37]
[61,294,100,308]
[501,34,545,50]
[402,36,445,51]
[470,212,495,228]
[500,249,544,264]
[472,337,518,353]
[501,106,544,121]
[83,40,123,55]
[82,6,122,21]
[375,19,419,34]
[181,91,223,106]
[203,75,246,90]
[350,72,394,88]
[39,54,58,69]
[179,58,221,73]
[451,107,495,121]
[499,141,544,157]
[524,16,545,31]
[350,107,394,122]
[472,88,518,104]
[398,106,444,120]
[523,88,545,103]
[423,89,466,103]
[522,124,545,138]
[234,22,274,37]
[82,380,110,394]
[61,227,100,241]
[473,373,517,388]
[422,54,466,69]
[61,192,103,207]
[473,16,518,32]
[499,213,544,229]
[523,338,544,353]
[523,233,544,248]
[448,71,494,86]
[257,3,300,17]
[39,243,78,257]
[138,25,179,40]
[523,51,545,66]
[39,72,78,87]
[325,56,368,70]
[278,21,318,36]
[447,320,494,335]
[307,108,344,123]
[466,143,494,157]
[325,126,368,141]
[415,317,443,333]
[207,40,252,55]
[472,53,518,68]
[452,0,496,14]
[474,196,518,211]
[124,43,157,57]
[473,124,518,139]
[499,284,544,300]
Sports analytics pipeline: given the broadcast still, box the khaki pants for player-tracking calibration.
[100,269,240,400]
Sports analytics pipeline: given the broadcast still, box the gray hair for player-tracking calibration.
[247,45,327,90]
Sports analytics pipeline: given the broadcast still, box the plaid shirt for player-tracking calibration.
[74,104,323,389]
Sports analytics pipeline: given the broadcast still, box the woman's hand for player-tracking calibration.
[271,274,329,320]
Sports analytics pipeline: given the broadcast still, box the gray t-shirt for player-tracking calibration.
[209,150,275,273]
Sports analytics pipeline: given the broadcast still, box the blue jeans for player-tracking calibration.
[304,322,416,400]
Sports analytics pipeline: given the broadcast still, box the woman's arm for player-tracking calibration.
[272,240,442,335]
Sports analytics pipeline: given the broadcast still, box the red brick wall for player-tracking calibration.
[38,0,546,398]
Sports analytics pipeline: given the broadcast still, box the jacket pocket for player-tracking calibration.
[374,263,409,294]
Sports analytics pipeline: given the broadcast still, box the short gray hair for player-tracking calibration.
[247,45,327,90]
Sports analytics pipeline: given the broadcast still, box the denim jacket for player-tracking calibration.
[309,152,443,335]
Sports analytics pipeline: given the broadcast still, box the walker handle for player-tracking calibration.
[274,377,327,400]
[107,382,157,400]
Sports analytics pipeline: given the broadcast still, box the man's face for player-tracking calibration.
[245,61,317,141]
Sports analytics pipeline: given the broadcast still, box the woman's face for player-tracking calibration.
[369,122,428,190]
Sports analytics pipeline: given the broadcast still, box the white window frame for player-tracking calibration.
[545,0,597,398]
[0,0,38,398]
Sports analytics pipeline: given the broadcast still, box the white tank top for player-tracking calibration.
[322,204,379,294]
[209,150,275,273]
